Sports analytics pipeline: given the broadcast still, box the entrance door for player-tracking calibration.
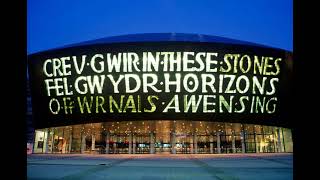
[197,135,210,154]
[108,134,129,154]
[135,135,150,154]
[176,134,192,154]
[155,132,171,154]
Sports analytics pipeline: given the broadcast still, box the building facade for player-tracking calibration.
[27,33,293,154]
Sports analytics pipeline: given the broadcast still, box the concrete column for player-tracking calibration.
[254,133,259,153]
[217,132,221,154]
[190,135,194,153]
[50,131,54,153]
[150,132,155,154]
[171,132,176,154]
[210,135,214,154]
[113,137,117,154]
[273,130,277,153]
[68,131,72,153]
[128,133,132,154]
[32,131,36,154]
[232,132,236,153]
[105,132,109,154]
[193,133,198,154]
[81,134,86,154]
[277,128,283,152]
[45,128,50,153]
[241,132,246,153]
[132,134,136,154]
[91,134,95,152]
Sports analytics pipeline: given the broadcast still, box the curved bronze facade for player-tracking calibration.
[28,33,293,154]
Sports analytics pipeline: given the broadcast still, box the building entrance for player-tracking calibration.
[135,135,150,154]
[108,134,129,154]
[175,134,192,154]
[33,121,293,154]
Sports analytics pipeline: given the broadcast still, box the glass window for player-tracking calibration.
[283,128,293,152]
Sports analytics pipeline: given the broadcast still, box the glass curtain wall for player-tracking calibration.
[33,121,293,154]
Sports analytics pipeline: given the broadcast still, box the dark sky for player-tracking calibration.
[27,0,292,54]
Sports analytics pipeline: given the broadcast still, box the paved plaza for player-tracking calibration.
[27,153,293,180]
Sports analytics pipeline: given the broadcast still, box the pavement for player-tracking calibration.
[27,153,293,180]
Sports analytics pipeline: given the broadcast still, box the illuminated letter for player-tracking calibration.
[123,95,137,113]
[253,56,264,75]
[63,77,73,95]
[183,74,199,93]
[74,76,88,94]
[109,95,124,113]
[49,98,60,114]
[144,95,159,112]
[43,59,53,77]
[201,74,216,93]
[128,52,140,72]
[163,95,180,112]
[125,74,141,93]
[144,52,160,72]
[239,55,251,73]
[272,58,282,76]
[52,58,63,76]
[206,53,218,72]
[232,54,240,73]
[194,52,205,71]
[263,57,273,75]
[107,75,124,93]
[45,79,54,96]
[266,78,279,95]
[203,95,215,113]
[143,74,161,93]
[63,97,74,114]
[183,52,195,72]
[184,95,203,113]
[164,73,181,93]
[220,54,232,73]
[90,54,104,73]
[96,96,106,113]
[87,75,105,94]
[169,52,181,71]
[77,96,94,114]
[255,96,266,113]
[72,55,86,75]
[54,78,64,96]
[235,96,249,113]
[107,53,122,72]
[224,75,236,94]
[161,52,170,71]
[236,75,250,94]
[252,76,267,95]
[61,57,71,76]
[266,97,277,113]
[219,95,233,113]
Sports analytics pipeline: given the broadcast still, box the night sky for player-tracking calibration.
[27,0,292,54]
